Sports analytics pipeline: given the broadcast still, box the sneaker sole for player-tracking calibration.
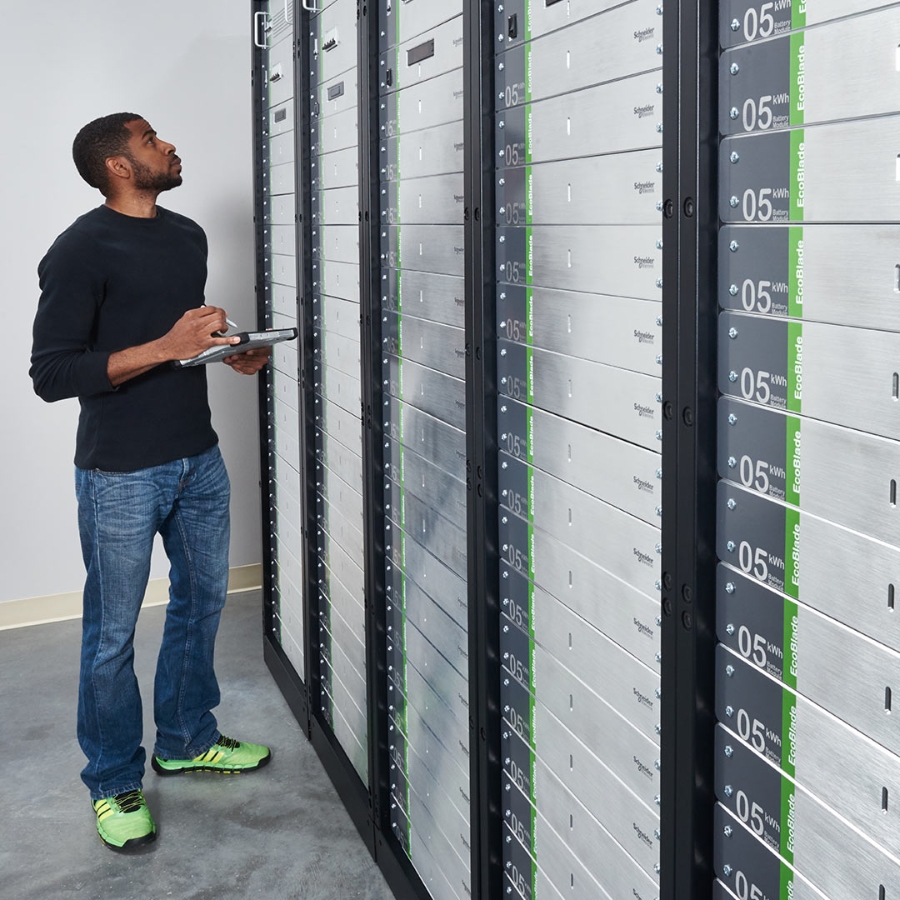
[151,750,271,777]
[97,829,157,853]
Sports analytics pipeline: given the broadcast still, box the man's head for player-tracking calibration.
[72,114,182,198]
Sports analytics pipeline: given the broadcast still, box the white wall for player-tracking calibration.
[0,0,262,603]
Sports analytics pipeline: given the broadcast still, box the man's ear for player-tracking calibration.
[105,155,132,182]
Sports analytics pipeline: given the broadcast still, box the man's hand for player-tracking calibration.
[222,346,271,375]
[155,306,240,361]
[108,306,241,387]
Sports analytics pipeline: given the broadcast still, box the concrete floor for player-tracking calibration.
[0,590,394,900]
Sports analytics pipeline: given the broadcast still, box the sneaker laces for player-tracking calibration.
[113,790,145,814]
[215,735,240,750]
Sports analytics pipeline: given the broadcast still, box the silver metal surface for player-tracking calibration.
[719,0,898,48]
[385,313,465,379]
[268,160,295,198]
[501,152,662,226]
[318,528,364,600]
[316,327,361,379]
[502,518,661,665]
[317,425,363,490]
[315,292,360,339]
[317,363,360,415]
[380,68,464,138]
[507,0,661,104]
[513,70,662,162]
[382,173,465,226]
[266,34,295,110]
[382,224,465,277]
[499,341,661,450]
[719,396,900,547]
[721,7,900,135]
[318,492,364,565]
[320,660,368,781]
[384,270,465,329]
[309,0,358,83]
[311,145,359,191]
[384,355,466,431]
[717,648,900,852]
[532,762,660,897]
[381,121,464,183]
[498,286,661,374]
[384,399,466,481]
[266,192,296,227]
[312,69,358,120]
[269,99,295,138]
[312,223,358,263]
[312,185,359,226]
[379,15,463,94]
[721,114,900,223]
[311,105,359,156]
[267,130,295,168]
[387,489,467,582]
[267,252,297,289]
[499,399,661,522]
[316,260,361,304]
[385,442,466,531]
[388,531,468,630]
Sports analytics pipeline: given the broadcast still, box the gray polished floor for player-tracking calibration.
[0,590,394,900]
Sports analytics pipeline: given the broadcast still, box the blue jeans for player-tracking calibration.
[75,445,230,800]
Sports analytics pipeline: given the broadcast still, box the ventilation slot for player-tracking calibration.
[887,687,893,713]
[883,788,890,813]
[890,584,895,611]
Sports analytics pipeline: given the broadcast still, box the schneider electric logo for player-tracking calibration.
[634,823,653,848]
[633,476,654,493]
[634,103,655,119]
[634,27,655,42]
[634,403,654,419]
[634,255,655,269]
[634,180,656,195]
[633,548,654,567]
[634,329,655,344]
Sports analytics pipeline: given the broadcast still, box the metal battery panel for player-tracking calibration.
[383,270,465,330]
[498,286,661,375]
[718,224,900,332]
[499,401,661,523]
[498,0,649,48]
[721,7,900,136]
[496,151,663,227]
[715,480,900,650]
[720,0,900,50]
[498,340,662,451]
[718,396,900,546]
[720,115,900,224]
[382,8,469,890]
[715,724,900,899]
[308,0,366,784]
[378,15,463,94]
[381,122,465,182]
[719,311,900,440]
[496,225,662,300]
[495,0,662,104]
[384,399,466,481]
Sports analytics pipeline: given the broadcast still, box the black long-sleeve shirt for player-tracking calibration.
[30,204,218,471]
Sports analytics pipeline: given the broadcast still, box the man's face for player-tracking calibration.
[121,119,182,192]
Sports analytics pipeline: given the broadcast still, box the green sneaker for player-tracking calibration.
[92,789,156,852]
[151,735,271,776]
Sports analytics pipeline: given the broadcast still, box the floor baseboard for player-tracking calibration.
[0,563,263,631]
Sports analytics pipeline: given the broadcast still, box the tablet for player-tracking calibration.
[172,328,298,368]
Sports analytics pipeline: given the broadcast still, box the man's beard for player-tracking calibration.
[130,157,182,192]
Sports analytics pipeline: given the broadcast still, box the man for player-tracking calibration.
[30,113,271,853]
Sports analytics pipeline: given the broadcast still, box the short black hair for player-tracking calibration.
[72,113,143,195]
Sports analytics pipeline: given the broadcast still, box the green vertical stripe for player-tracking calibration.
[790,129,806,221]
[524,42,532,105]
[789,32,805,127]
[784,508,800,600]
[787,321,803,414]
[785,416,801,508]
[783,600,799,690]
[781,690,797,779]
[788,226,804,318]
[525,404,534,467]
[780,862,794,900]
[780,776,795,865]
[792,1,807,30]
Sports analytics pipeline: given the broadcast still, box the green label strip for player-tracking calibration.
[787,321,803,414]
[782,599,799,690]
[792,1,807,31]
[785,415,801,508]
[781,689,797,779]
[790,128,806,221]
[780,775,796,866]
[783,507,800,600]
[790,32,805,127]
[788,226,804,318]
